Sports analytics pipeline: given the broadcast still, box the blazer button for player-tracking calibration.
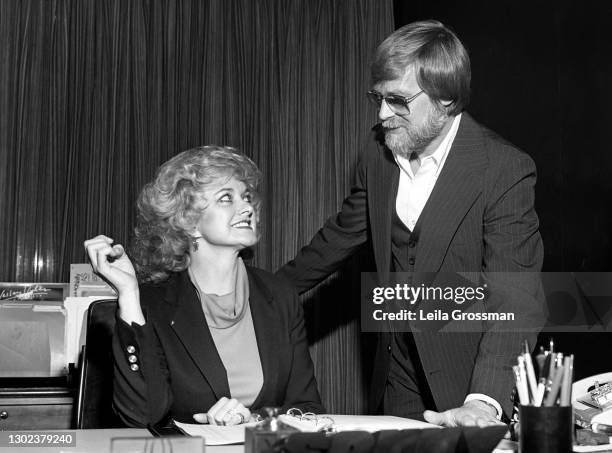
[387,345,392,353]
[408,241,416,248]
[128,355,138,363]
[130,364,139,372]
[408,257,415,265]
[127,345,136,354]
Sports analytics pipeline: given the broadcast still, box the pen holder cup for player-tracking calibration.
[519,405,573,453]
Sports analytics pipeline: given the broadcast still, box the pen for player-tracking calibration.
[543,365,564,406]
[534,353,552,406]
[560,355,574,406]
[517,356,533,405]
[523,351,538,403]
[534,382,545,407]
[549,338,555,354]
[513,365,529,405]
[535,345,546,375]
[545,353,561,392]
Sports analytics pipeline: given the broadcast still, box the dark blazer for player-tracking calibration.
[112,266,324,427]
[278,113,545,417]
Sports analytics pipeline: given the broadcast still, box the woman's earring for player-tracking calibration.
[191,236,200,251]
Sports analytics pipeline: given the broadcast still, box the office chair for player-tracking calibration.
[75,299,126,428]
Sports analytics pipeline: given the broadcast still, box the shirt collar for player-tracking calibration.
[393,113,462,176]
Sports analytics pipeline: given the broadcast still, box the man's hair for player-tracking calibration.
[371,20,470,116]
[131,145,262,283]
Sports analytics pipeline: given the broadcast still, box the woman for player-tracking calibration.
[84,146,323,428]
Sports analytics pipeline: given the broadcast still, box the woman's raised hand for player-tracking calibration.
[193,397,252,426]
[84,235,145,325]
[84,235,137,294]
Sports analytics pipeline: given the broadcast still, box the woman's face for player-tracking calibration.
[194,176,258,253]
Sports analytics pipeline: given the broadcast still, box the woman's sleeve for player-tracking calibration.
[281,288,326,414]
[112,309,173,427]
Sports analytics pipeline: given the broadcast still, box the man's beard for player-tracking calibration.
[382,104,449,158]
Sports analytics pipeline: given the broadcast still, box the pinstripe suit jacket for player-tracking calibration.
[278,113,544,417]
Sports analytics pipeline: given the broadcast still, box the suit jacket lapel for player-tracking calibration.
[167,271,230,400]
[248,268,281,408]
[165,269,280,406]
[414,113,487,273]
[369,145,399,286]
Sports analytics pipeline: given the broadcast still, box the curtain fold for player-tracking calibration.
[0,0,393,413]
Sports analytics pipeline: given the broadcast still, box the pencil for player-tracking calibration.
[543,365,564,406]
[514,365,529,405]
[523,352,539,402]
[560,355,574,406]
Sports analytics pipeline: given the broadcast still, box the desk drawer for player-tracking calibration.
[0,402,72,429]
[0,389,74,430]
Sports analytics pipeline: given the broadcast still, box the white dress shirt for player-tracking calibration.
[393,113,502,419]
[394,113,461,229]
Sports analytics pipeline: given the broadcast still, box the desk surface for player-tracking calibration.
[0,428,516,453]
[0,429,241,453]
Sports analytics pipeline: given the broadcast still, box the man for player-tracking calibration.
[278,20,544,427]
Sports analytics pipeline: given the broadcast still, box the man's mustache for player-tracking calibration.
[381,118,408,129]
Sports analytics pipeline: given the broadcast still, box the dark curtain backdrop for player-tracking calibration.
[0,0,394,413]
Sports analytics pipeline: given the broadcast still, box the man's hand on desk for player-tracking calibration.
[423,400,506,428]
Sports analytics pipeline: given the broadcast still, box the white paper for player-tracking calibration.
[320,414,440,432]
[174,414,438,445]
[574,444,612,452]
[173,421,258,445]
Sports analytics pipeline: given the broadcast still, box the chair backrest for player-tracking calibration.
[76,299,126,428]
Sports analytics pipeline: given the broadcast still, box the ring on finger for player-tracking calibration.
[227,409,245,424]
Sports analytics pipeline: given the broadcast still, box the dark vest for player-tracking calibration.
[391,208,418,275]
[386,210,436,411]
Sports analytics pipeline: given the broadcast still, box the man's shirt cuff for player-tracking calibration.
[464,393,502,420]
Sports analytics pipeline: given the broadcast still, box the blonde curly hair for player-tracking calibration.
[131,145,262,283]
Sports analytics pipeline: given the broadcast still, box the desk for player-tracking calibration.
[0,428,515,453]
[0,429,242,453]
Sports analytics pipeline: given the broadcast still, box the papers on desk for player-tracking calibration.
[574,445,612,452]
[174,414,439,445]
[173,421,258,445]
[321,414,440,432]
